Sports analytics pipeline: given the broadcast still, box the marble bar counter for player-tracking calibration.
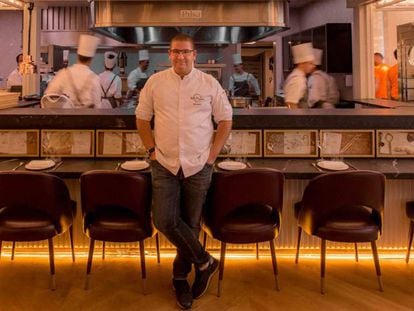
[0,104,414,129]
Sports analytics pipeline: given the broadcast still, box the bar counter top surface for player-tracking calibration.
[1,158,412,179]
[1,103,414,129]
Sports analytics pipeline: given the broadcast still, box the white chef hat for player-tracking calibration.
[77,34,100,58]
[313,48,323,66]
[232,53,243,65]
[291,42,314,64]
[104,51,118,69]
[138,50,149,61]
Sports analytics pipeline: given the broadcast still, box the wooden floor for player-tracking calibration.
[1,251,414,311]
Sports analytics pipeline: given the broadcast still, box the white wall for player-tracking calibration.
[0,11,23,89]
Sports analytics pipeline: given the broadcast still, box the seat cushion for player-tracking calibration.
[85,206,152,242]
[407,201,414,220]
[0,206,57,241]
[212,204,279,244]
[315,205,380,242]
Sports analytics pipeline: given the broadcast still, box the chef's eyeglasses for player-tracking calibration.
[169,49,195,56]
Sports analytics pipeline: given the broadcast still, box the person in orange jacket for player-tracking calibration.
[388,49,399,100]
[374,53,389,99]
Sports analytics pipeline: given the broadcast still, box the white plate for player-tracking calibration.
[217,161,247,171]
[120,160,149,171]
[25,160,56,171]
[317,160,349,171]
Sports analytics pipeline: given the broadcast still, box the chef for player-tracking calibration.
[374,52,389,99]
[6,53,23,89]
[283,42,315,109]
[229,54,261,97]
[127,49,150,96]
[307,48,339,108]
[99,51,122,108]
[45,34,102,108]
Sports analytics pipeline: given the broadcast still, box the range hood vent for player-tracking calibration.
[90,0,289,45]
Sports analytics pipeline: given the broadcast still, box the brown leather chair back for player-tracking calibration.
[298,170,385,235]
[0,171,74,233]
[80,170,152,233]
[205,168,284,230]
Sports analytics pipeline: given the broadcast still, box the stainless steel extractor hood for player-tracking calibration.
[90,0,289,45]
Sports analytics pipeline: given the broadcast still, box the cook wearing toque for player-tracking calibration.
[228,53,261,97]
[127,49,150,97]
[99,51,122,108]
[44,34,102,108]
[6,53,23,90]
[284,42,315,109]
[307,48,339,108]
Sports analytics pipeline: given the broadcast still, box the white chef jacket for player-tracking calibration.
[308,70,339,108]
[99,70,122,108]
[229,72,261,96]
[284,68,308,108]
[45,64,102,108]
[127,67,148,90]
[6,68,22,89]
[136,68,233,177]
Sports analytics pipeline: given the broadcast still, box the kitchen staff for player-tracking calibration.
[283,42,315,109]
[6,53,23,89]
[388,49,398,100]
[374,52,389,99]
[308,48,339,108]
[99,51,122,108]
[127,50,150,96]
[45,34,102,108]
[228,54,261,97]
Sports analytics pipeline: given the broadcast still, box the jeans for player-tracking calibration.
[151,160,213,280]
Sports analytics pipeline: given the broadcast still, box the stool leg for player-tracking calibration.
[354,243,359,262]
[202,231,207,249]
[11,241,15,260]
[256,243,259,260]
[406,221,414,263]
[155,233,161,264]
[295,227,302,264]
[320,239,326,295]
[269,239,280,291]
[102,241,106,260]
[84,239,95,290]
[217,242,226,297]
[371,241,384,292]
[0,240,2,259]
[139,240,147,295]
[48,238,56,291]
[69,225,75,263]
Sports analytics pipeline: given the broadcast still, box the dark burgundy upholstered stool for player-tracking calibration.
[0,171,76,290]
[203,168,284,296]
[294,170,385,294]
[405,201,414,263]
[80,170,159,294]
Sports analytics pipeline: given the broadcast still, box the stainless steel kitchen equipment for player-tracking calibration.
[229,97,252,108]
[90,0,289,45]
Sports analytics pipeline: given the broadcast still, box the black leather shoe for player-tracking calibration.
[192,257,219,299]
[173,279,193,310]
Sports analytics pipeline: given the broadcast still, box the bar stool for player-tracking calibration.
[405,201,414,263]
[0,171,76,290]
[203,168,284,296]
[80,170,159,294]
[294,170,385,294]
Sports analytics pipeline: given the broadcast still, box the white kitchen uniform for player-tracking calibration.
[229,72,261,96]
[6,69,22,89]
[99,71,122,108]
[284,68,308,108]
[308,70,339,108]
[127,67,148,90]
[45,64,102,108]
[136,68,233,177]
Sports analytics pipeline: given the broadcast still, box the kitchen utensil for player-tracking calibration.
[12,162,25,171]
[229,97,252,108]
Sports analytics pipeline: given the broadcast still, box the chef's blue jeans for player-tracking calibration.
[150,160,212,280]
